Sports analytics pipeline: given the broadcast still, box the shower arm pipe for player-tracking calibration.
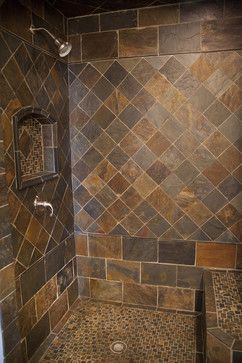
[30,26,62,46]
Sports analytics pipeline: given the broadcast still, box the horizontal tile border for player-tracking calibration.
[75,233,240,269]
[68,2,242,34]
[67,4,242,62]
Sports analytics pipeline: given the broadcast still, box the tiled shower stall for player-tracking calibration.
[0,0,241,362]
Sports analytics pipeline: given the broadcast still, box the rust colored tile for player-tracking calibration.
[201,18,242,51]
[108,172,130,194]
[82,31,118,61]
[139,5,179,26]
[120,160,143,183]
[187,200,212,226]
[96,211,117,234]
[217,204,241,227]
[196,242,236,268]
[49,291,68,330]
[158,286,194,311]
[120,132,143,157]
[94,160,117,183]
[203,161,229,186]
[107,260,140,283]
[123,282,157,306]
[146,131,171,157]
[121,187,142,209]
[230,219,242,241]
[190,53,216,82]
[35,277,57,320]
[237,245,242,269]
[219,84,242,112]
[218,145,242,172]
[89,235,121,259]
[133,118,156,142]
[203,131,230,157]
[108,199,130,221]
[145,72,171,101]
[146,160,170,184]
[90,279,122,302]
[75,234,88,256]
[119,27,158,57]
[83,174,105,195]
[105,90,129,116]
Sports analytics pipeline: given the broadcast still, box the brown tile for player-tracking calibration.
[123,283,157,306]
[121,187,142,209]
[141,263,176,286]
[201,18,242,51]
[49,291,68,330]
[90,279,122,302]
[18,298,37,338]
[217,204,241,227]
[139,5,179,26]
[180,1,223,22]
[118,75,141,102]
[160,56,186,83]
[218,145,242,172]
[177,266,204,290]
[91,104,115,129]
[121,213,143,235]
[159,22,201,54]
[134,201,157,223]
[120,132,142,156]
[123,236,157,262]
[107,259,140,283]
[35,277,57,320]
[203,160,229,186]
[133,173,157,198]
[89,235,121,259]
[78,277,90,297]
[75,234,88,256]
[196,242,236,268]
[100,9,137,31]
[77,256,106,279]
[119,27,158,57]
[20,259,46,304]
[107,146,129,169]
[120,159,143,183]
[146,160,170,184]
[219,83,242,112]
[68,35,81,63]
[159,240,195,265]
[203,131,230,157]
[68,15,99,35]
[26,313,50,359]
[0,263,15,300]
[207,332,231,363]
[94,160,117,183]
[131,58,156,86]
[132,88,156,114]
[96,211,117,234]
[105,90,129,115]
[82,31,118,61]
[108,199,130,221]
[237,245,242,269]
[108,172,130,194]
[93,132,116,157]
[106,118,129,143]
[204,99,232,125]
[146,131,171,157]
[158,286,194,311]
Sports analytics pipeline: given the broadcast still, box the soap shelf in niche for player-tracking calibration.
[13,107,59,190]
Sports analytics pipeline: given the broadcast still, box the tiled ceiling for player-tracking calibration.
[48,0,172,17]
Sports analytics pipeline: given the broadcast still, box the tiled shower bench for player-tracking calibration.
[204,270,242,363]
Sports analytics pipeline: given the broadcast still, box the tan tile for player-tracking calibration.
[90,279,122,302]
[190,53,216,82]
[203,131,230,157]
[93,160,117,182]
[132,118,156,142]
[158,286,194,311]
[107,260,140,283]
[121,187,142,209]
[120,132,142,157]
[133,173,157,198]
[121,212,143,235]
[196,242,236,268]
[203,160,229,186]
[145,72,171,100]
[89,235,122,259]
[121,159,143,183]
[75,234,88,256]
[119,27,158,57]
[146,131,171,156]
[82,174,105,195]
[123,282,157,306]
[96,211,117,233]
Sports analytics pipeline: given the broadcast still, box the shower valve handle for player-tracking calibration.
[34,196,54,217]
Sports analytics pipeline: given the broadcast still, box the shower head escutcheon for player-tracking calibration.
[29,26,72,57]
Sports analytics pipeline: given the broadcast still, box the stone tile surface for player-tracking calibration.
[42,299,202,363]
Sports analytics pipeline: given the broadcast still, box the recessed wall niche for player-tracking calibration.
[13,107,58,189]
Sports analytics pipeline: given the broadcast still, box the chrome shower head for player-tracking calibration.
[29,26,72,57]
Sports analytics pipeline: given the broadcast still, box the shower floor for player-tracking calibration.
[41,299,203,363]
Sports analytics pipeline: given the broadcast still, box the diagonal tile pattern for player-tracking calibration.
[69,50,242,241]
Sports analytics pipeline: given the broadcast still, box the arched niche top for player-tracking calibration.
[13,107,59,190]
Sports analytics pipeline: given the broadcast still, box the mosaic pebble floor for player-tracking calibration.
[41,299,202,363]
[212,270,242,341]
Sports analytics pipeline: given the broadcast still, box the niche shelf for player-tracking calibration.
[13,107,59,190]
